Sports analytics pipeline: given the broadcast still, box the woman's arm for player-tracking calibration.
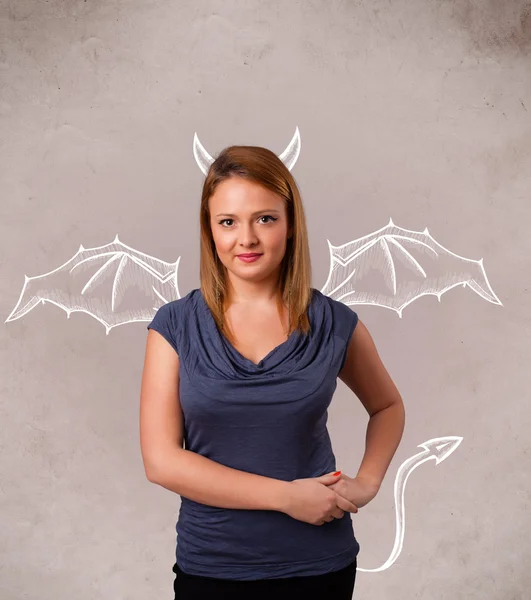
[139,330,290,511]
[339,319,406,491]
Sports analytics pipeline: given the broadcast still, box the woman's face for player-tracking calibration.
[209,176,291,286]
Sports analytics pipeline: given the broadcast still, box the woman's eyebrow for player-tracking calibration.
[215,209,281,217]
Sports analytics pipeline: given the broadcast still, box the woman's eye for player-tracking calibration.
[218,216,277,227]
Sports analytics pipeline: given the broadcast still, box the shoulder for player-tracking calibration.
[309,289,359,373]
[146,289,200,354]
[311,288,359,341]
[153,288,199,319]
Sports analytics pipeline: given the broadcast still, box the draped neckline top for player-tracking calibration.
[197,288,305,372]
[146,286,360,580]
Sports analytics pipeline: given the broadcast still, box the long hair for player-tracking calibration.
[199,145,313,343]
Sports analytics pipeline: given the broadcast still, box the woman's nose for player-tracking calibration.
[239,224,259,246]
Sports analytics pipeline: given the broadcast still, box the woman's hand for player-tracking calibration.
[327,473,380,509]
[281,471,358,526]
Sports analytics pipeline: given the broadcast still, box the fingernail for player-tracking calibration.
[333,471,341,476]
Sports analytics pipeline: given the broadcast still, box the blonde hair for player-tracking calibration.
[199,145,313,344]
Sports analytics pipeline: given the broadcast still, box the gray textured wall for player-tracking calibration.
[2,1,530,598]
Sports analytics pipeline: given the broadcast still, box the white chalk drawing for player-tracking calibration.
[5,127,502,331]
[357,436,463,573]
[5,238,181,334]
[4,214,502,331]
[321,218,502,316]
[193,126,301,175]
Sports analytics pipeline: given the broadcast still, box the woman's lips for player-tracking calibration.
[237,254,262,263]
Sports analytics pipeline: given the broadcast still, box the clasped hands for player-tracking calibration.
[327,473,380,512]
[282,470,381,525]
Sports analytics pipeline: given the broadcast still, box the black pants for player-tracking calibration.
[173,558,357,600]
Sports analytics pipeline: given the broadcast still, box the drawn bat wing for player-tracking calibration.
[5,236,180,333]
[320,218,502,316]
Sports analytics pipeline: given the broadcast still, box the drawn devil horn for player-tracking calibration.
[192,127,301,176]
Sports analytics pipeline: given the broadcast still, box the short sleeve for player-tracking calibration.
[147,302,180,355]
[332,300,359,372]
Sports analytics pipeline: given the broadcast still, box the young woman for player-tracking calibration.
[139,145,405,599]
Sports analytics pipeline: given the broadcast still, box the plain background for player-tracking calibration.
[1,1,530,598]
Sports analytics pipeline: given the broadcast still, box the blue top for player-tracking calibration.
[147,287,360,580]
